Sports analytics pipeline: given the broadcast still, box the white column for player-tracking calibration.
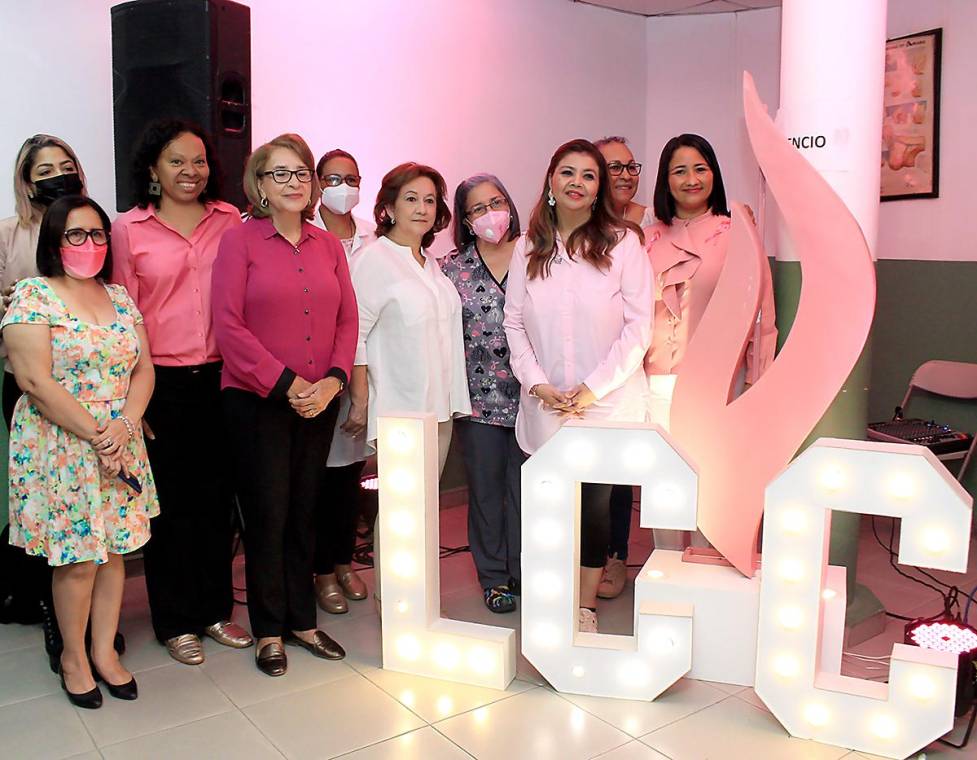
[775,0,887,260]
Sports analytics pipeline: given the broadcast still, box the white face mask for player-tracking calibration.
[321,183,360,215]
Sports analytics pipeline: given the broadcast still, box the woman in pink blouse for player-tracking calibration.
[212,133,357,677]
[112,119,252,666]
[503,139,653,634]
[644,133,776,550]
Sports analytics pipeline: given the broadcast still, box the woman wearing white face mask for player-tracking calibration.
[441,174,523,614]
[311,149,373,614]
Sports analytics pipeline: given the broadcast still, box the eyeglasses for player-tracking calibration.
[320,173,361,188]
[466,196,509,219]
[607,161,643,177]
[260,168,313,184]
[63,228,109,246]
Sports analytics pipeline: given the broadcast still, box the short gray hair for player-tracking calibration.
[593,135,629,149]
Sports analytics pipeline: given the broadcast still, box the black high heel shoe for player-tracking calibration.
[59,665,103,709]
[92,667,138,700]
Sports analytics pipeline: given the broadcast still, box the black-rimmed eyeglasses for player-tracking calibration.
[260,168,313,184]
[320,173,361,187]
[63,228,109,246]
[607,161,643,177]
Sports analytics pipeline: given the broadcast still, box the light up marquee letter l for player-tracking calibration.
[378,413,516,689]
[757,439,972,759]
[522,420,698,700]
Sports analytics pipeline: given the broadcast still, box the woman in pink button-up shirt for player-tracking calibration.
[503,139,653,634]
[111,119,250,666]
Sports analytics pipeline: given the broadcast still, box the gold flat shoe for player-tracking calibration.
[204,620,254,648]
[316,576,348,614]
[165,633,204,665]
[337,569,368,600]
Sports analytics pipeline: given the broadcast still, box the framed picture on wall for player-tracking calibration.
[881,28,942,201]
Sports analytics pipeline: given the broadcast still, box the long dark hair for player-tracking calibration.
[451,173,521,251]
[652,133,729,225]
[131,118,223,209]
[526,139,641,280]
[37,195,113,280]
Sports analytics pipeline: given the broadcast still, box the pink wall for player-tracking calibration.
[0,0,648,256]
[643,1,977,263]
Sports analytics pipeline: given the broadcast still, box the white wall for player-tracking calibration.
[643,0,977,263]
[878,0,977,262]
[0,0,647,254]
[644,7,782,234]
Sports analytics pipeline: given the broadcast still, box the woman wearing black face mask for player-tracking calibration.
[1,135,87,424]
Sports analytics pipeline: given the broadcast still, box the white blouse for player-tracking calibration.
[311,214,376,467]
[351,235,471,449]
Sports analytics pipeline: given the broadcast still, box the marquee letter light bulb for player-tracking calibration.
[757,439,971,759]
[521,420,697,700]
[378,414,515,689]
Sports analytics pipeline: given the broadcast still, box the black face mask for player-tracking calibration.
[32,173,84,205]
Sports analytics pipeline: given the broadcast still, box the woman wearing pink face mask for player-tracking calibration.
[2,195,157,709]
[441,174,523,614]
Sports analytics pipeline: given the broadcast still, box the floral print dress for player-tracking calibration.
[2,278,158,566]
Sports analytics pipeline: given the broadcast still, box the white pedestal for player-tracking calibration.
[636,550,760,686]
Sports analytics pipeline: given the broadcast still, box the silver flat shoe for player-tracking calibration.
[165,633,204,665]
[204,620,254,648]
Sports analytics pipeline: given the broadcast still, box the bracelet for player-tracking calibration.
[529,384,541,398]
[118,415,135,441]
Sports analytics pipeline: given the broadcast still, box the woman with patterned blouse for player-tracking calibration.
[3,196,158,708]
[442,174,523,614]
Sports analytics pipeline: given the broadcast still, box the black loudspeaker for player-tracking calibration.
[111,0,251,212]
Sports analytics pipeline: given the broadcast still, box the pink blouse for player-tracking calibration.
[111,201,241,366]
[644,212,776,383]
[211,217,358,398]
[503,230,653,454]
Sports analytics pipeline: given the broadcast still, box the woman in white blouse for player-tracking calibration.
[311,148,374,614]
[343,162,471,600]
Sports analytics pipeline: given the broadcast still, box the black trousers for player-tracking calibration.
[608,483,634,560]
[141,363,235,642]
[457,420,524,589]
[315,460,366,572]
[580,482,614,568]
[224,388,339,638]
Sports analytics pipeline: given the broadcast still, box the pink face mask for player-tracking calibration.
[60,239,108,279]
[471,209,511,244]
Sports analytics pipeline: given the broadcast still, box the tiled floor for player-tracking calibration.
[1,506,975,760]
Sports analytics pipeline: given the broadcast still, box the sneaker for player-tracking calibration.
[597,554,627,599]
[578,607,598,633]
[483,585,516,614]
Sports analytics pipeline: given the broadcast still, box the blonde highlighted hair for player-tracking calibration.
[243,133,319,220]
[13,134,87,226]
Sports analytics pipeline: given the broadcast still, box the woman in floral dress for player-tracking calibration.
[2,196,157,708]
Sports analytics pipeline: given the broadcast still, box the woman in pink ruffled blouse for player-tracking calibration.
[643,133,776,550]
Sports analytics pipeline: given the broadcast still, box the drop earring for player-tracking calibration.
[259,196,269,208]
[547,189,556,207]
[148,176,162,197]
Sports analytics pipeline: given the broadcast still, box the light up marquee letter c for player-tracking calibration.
[378,413,516,690]
[757,439,973,759]
[521,420,698,700]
